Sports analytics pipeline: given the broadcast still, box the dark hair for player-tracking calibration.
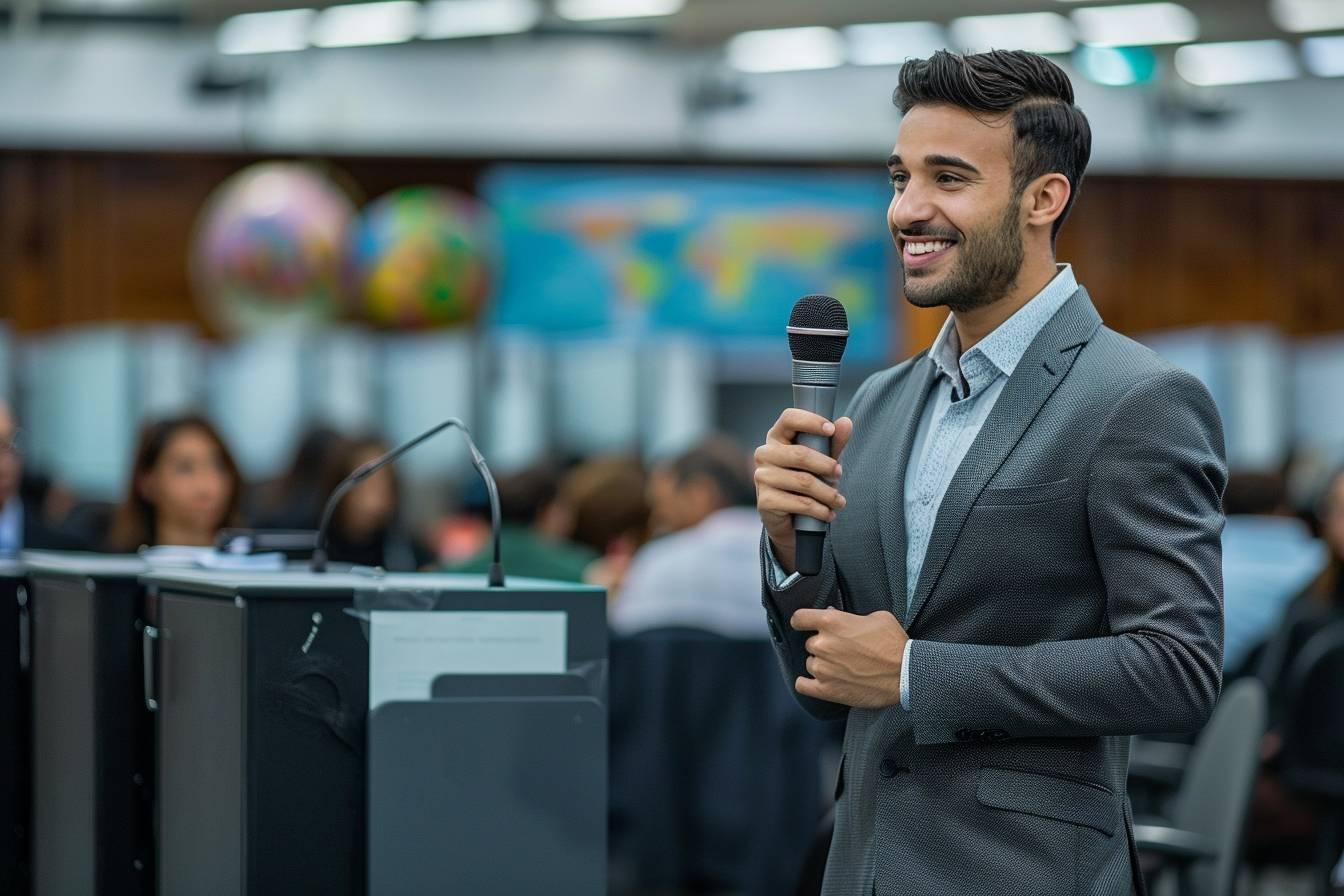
[557,456,649,555]
[107,414,243,552]
[894,49,1092,242]
[319,434,400,532]
[669,437,755,509]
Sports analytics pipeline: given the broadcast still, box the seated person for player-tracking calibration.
[0,400,88,553]
[447,464,597,583]
[106,415,243,552]
[609,437,763,638]
[316,435,433,571]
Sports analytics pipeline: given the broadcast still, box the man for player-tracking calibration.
[754,51,1226,894]
[0,401,86,555]
[612,438,764,637]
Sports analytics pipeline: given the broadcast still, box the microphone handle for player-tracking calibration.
[791,382,837,576]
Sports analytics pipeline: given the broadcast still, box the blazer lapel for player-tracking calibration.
[874,354,936,626]
[904,288,1104,629]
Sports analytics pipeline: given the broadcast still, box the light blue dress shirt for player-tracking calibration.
[769,265,1079,711]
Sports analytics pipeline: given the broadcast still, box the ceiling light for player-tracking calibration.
[217,8,314,55]
[1174,40,1299,86]
[1071,3,1197,47]
[726,26,845,74]
[844,21,946,67]
[555,0,682,21]
[1270,0,1344,33]
[422,0,539,38]
[311,0,420,48]
[1303,35,1344,77]
[950,12,1075,55]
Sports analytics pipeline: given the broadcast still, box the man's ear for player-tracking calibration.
[1023,172,1072,231]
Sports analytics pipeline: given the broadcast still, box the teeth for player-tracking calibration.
[907,240,952,256]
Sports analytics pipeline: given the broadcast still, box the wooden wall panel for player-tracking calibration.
[2,151,1342,356]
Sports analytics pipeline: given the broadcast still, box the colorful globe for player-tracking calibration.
[349,187,492,329]
[191,162,355,336]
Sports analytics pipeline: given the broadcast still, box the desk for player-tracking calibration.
[142,568,606,896]
[23,552,154,896]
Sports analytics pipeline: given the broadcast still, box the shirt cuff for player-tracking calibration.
[900,639,914,711]
[764,537,801,591]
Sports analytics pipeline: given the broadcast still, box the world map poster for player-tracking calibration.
[481,166,896,364]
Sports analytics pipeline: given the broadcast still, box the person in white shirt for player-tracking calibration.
[610,437,765,638]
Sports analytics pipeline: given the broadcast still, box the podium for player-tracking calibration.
[1,561,29,896]
[141,567,607,896]
[21,551,155,896]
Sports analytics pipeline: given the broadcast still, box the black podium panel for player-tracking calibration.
[1,564,29,896]
[143,569,607,896]
[24,552,154,896]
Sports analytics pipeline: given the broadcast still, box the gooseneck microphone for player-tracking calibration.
[787,295,850,577]
[311,418,505,586]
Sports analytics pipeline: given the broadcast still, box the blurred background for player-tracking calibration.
[3,1,1344,892]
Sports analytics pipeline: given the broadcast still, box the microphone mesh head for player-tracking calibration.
[788,294,849,363]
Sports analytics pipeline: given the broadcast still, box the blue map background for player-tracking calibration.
[481,166,896,363]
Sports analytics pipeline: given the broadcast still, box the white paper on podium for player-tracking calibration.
[368,611,567,710]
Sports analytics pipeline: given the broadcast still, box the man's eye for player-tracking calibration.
[889,173,907,189]
[937,173,963,184]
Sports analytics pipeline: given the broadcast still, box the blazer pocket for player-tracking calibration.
[977,478,1074,506]
[976,766,1118,837]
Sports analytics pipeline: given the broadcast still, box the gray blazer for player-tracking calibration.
[761,288,1226,896]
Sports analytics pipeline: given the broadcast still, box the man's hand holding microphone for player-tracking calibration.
[757,294,907,710]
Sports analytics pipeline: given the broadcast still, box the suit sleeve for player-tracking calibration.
[907,369,1227,745]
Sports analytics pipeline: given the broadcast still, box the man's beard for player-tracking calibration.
[901,199,1024,314]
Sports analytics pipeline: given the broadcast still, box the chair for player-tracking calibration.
[1135,677,1267,896]
[609,628,830,896]
[1278,619,1344,896]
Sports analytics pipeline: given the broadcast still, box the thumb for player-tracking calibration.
[831,416,854,462]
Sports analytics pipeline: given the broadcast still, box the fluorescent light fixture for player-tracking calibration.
[218,8,314,55]
[950,12,1075,55]
[726,26,845,74]
[1073,44,1157,85]
[1071,3,1197,47]
[844,21,947,67]
[1174,40,1299,86]
[1270,0,1344,33]
[422,0,539,38]
[311,0,420,48]
[1303,35,1344,77]
[556,0,682,21]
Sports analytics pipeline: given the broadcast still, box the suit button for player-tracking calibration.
[766,617,782,644]
[879,759,898,778]
[955,729,973,742]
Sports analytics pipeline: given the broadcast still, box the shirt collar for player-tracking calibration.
[928,263,1078,399]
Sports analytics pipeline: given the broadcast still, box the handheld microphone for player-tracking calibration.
[787,295,850,577]
[311,418,505,586]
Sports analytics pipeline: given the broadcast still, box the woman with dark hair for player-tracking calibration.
[318,434,433,571]
[106,415,244,552]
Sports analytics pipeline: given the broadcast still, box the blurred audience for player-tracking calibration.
[1222,471,1327,678]
[251,425,345,530]
[0,401,88,554]
[559,456,650,593]
[106,414,243,552]
[1245,467,1344,864]
[609,436,764,637]
[448,463,598,583]
[317,434,433,571]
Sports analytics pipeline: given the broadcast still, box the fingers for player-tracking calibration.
[795,676,829,700]
[754,441,842,480]
[767,408,837,445]
[753,465,846,511]
[790,607,841,632]
[755,484,836,525]
[831,417,854,463]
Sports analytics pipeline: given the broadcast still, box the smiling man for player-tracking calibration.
[753,51,1226,894]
